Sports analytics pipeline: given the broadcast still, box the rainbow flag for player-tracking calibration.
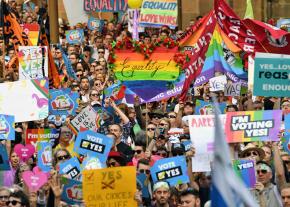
[194,26,247,87]
[233,160,256,188]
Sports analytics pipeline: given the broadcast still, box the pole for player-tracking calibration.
[0,0,4,79]
[48,0,59,44]
[178,0,182,30]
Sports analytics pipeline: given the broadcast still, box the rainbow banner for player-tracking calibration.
[225,110,282,143]
[23,24,39,46]
[114,47,179,81]
[232,160,256,188]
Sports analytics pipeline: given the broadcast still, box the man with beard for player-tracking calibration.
[152,181,172,207]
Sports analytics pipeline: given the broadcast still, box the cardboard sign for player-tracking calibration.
[22,167,48,192]
[74,130,113,163]
[195,100,227,115]
[0,144,10,171]
[84,0,128,12]
[49,89,79,116]
[139,0,178,29]
[253,52,290,97]
[114,48,179,81]
[128,9,144,33]
[18,46,48,80]
[233,160,256,188]
[83,167,137,207]
[65,29,84,44]
[26,128,59,149]
[87,17,104,31]
[209,75,227,92]
[14,144,35,162]
[23,24,39,46]
[225,110,282,143]
[0,114,15,140]
[277,19,290,32]
[150,156,189,186]
[69,105,101,134]
[59,157,81,180]
[0,78,49,122]
[224,82,241,96]
[61,177,83,205]
[37,142,52,172]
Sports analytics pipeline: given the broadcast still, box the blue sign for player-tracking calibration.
[88,17,104,31]
[37,142,52,172]
[61,178,83,205]
[74,130,113,163]
[137,173,150,198]
[59,157,81,180]
[65,29,84,44]
[0,144,10,171]
[253,55,290,97]
[182,140,192,152]
[49,89,79,116]
[0,114,15,140]
[150,156,189,186]
[195,100,226,115]
[277,19,290,32]
[285,113,290,136]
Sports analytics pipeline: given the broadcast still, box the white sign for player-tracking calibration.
[224,82,241,96]
[63,0,88,26]
[127,9,144,33]
[209,75,227,92]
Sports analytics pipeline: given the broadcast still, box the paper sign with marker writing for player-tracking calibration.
[37,142,52,172]
[0,114,15,140]
[150,156,189,186]
[26,128,59,149]
[233,160,256,188]
[209,75,227,91]
[74,130,113,163]
[224,82,241,96]
[83,167,137,207]
[0,144,10,171]
[61,177,83,205]
[59,157,81,180]
[225,110,282,143]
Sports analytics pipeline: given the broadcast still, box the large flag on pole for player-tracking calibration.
[244,0,254,19]
[211,98,258,207]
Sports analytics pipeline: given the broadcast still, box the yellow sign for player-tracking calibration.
[83,166,137,207]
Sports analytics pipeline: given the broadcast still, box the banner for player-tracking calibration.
[87,17,104,31]
[83,167,137,207]
[65,30,84,44]
[277,19,290,32]
[61,178,83,205]
[0,144,10,171]
[18,46,48,80]
[59,157,82,180]
[37,142,52,172]
[74,130,113,163]
[195,100,227,115]
[23,24,39,46]
[139,0,178,29]
[84,0,128,12]
[0,114,15,140]
[232,160,256,188]
[0,78,48,122]
[253,52,290,97]
[225,110,282,143]
[150,156,189,186]
[49,89,79,116]
[209,75,227,92]
[128,9,144,33]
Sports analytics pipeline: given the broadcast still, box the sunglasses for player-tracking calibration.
[6,200,22,206]
[98,51,105,54]
[147,128,156,131]
[159,123,167,127]
[108,161,117,167]
[91,93,99,97]
[167,115,176,119]
[134,150,142,154]
[156,152,167,157]
[256,170,268,175]
[245,151,258,157]
[76,74,83,77]
[172,152,184,156]
[139,169,150,175]
[57,154,70,161]
[152,115,161,119]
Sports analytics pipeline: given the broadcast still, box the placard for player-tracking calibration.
[14,144,35,162]
[0,114,15,140]
[26,128,59,149]
[65,29,84,44]
[59,157,82,180]
[195,100,227,115]
[225,110,282,143]
[87,17,104,31]
[83,167,137,207]
[22,167,48,192]
[74,130,113,163]
[150,156,189,186]
[136,173,150,199]
[232,160,256,188]
[37,142,52,172]
[23,24,39,46]
[139,0,178,29]
[84,0,128,12]
[0,144,10,171]
[61,177,83,205]
[128,9,144,33]
[224,82,242,96]
[209,75,227,92]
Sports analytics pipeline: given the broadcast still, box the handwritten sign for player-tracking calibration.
[74,130,113,163]
[88,17,104,31]
[84,0,127,12]
[150,156,189,186]
[0,144,10,171]
[59,157,81,180]
[0,114,15,140]
[114,48,179,81]
[233,160,256,188]
[139,0,178,29]
[26,128,59,149]
[65,29,84,44]
[37,142,52,172]
[83,167,137,207]
[224,82,242,96]
[61,177,83,205]
[225,110,282,143]
[209,75,227,92]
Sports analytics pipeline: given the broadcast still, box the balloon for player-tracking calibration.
[128,0,143,9]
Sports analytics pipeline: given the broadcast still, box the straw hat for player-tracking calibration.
[239,143,265,160]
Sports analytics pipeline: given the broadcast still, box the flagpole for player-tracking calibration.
[0,0,4,79]
[48,0,59,44]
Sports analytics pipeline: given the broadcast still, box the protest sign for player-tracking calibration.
[37,142,52,172]
[0,78,49,122]
[22,24,39,46]
[49,89,79,116]
[285,113,290,136]
[61,178,83,205]
[225,110,282,143]
[139,0,178,29]
[82,156,104,170]
[84,0,128,12]
[195,100,227,115]
[63,0,88,26]
[48,115,67,126]
[14,144,35,162]
[69,105,101,134]
[224,82,242,96]
[114,48,179,81]
[181,140,192,152]
[137,173,150,198]
[87,17,104,31]
[0,114,15,140]
[59,157,82,180]
[233,160,256,188]
[18,46,48,80]
[277,19,290,32]
[209,75,227,92]
[74,130,113,163]
[253,52,290,97]
[282,134,290,154]
[83,167,137,207]
[0,144,10,171]
[128,9,144,33]
[65,30,84,44]
[26,128,59,149]
[150,156,189,186]
[191,155,211,172]
[22,167,48,192]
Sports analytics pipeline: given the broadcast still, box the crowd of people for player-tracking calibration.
[0,0,290,207]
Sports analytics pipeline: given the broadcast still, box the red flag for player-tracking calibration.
[180,12,216,101]
[110,85,127,101]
